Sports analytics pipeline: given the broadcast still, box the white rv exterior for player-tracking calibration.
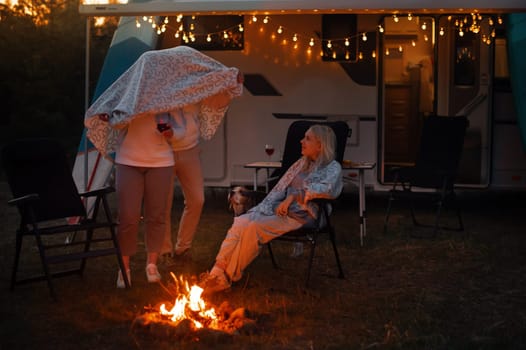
[79,1,526,191]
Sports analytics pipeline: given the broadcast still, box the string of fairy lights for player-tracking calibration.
[134,13,503,60]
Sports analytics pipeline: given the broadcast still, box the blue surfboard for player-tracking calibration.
[507,13,526,150]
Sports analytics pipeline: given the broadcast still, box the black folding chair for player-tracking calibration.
[383,115,469,237]
[1,138,129,300]
[265,120,350,286]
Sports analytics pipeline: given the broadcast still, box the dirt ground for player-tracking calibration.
[0,181,525,349]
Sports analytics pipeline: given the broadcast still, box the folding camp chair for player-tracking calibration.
[383,115,469,237]
[1,138,129,300]
[265,120,350,286]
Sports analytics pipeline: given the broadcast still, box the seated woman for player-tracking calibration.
[200,124,343,293]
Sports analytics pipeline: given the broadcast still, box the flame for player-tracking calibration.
[159,274,219,330]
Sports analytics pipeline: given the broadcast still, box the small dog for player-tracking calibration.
[228,186,264,216]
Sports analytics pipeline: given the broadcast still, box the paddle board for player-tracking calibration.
[507,13,526,151]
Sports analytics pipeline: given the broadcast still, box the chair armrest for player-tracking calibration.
[7,193,40,206]
[79,186,115,198]
[308,198,335,229]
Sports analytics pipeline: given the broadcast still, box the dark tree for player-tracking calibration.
[0,1,117,165]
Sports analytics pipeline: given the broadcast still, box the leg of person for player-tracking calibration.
[143,165,174,283]
[115,164,145,288]
[173,146,205,257]
[201,213,302,293]
[200,215,251,293]
[160,169,176,259]
[224,214,303,282]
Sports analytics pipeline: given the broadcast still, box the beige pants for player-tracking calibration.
[162,145,204,255]
[215,212,303,282]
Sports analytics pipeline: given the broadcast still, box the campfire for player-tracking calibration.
[132,273,256,342]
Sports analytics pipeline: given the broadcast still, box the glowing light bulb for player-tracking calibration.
[362,33,367,41]
[345,38,350,46]
[439,27,445,36]
[393,14,399,23]
[263,16,269,24]
[421,22,427,30]
[277,26,283,34]
[378,25,384,33]
[252,15,257,22]
[327,40,332,49]
[309,38,315,46]
[206,35,211,42]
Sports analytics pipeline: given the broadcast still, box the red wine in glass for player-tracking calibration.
[265,144,275,161]
[157,122,170,132]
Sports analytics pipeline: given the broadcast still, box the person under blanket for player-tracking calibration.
[199,125,343,294]
[159,74,243,268]
[83,46,243,288]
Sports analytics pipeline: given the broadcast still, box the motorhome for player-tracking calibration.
[77,0,526,193]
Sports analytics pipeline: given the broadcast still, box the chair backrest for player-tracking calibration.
[412,115,469,188]
[1,138,86,222]
[270,120,350,187]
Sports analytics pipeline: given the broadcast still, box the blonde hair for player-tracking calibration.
[305,124,336,168]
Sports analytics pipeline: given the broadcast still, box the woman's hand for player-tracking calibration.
[98,113,110,122]
[203,91,231,109]
[276,195,294,217]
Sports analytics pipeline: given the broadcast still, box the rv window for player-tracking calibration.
[160,15,244,51]
[321,14,358,62]
[454,32,477,86]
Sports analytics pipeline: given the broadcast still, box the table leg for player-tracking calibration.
[358,168,366,246]
[253,168,258,191]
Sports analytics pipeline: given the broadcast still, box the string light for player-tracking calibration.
[132,12,503,64]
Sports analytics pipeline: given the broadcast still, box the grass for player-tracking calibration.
[1,184,525,350]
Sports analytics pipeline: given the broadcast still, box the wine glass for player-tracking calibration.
[265,144,275,161]
[156,114,170,145]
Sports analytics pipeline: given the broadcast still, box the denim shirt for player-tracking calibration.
[249,157,343,218]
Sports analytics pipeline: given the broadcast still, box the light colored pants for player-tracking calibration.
[215,212,303,282]
[116,164,173,256]
[162,145,205,255]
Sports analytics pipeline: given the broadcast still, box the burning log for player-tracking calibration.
[131,275,257,343]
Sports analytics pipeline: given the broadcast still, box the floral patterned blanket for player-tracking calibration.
[84,45,243,156]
